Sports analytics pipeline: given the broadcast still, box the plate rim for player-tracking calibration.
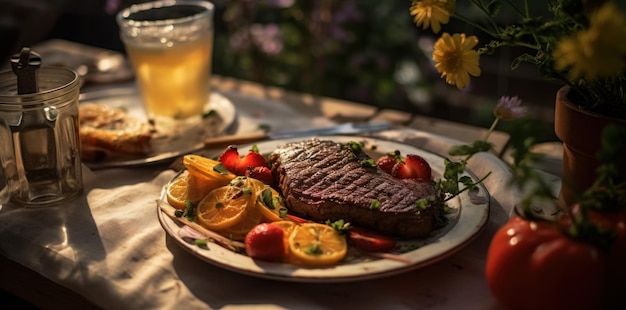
[157,135,491,283]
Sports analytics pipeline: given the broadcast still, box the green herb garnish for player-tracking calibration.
[258,188,275,209]
[181,200,196,221]
[326,219,351,232]
[361,159,376,168]
[195,238,208,247]
[303,244,323,255]
[279,207,288,218]
[213,163,230,175]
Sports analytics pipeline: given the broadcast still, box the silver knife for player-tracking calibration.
[203,121,391,149]
[86,121,391,170]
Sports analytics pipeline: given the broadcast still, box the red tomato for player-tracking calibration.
[285,214,310,224]
[567,204,626,305]
[244,223,286,262]
[486,216,607,310]
[348,226,396,252]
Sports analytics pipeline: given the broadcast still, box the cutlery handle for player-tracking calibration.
[204,132,269,149]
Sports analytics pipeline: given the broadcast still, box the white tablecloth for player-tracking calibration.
[0,90,525,309]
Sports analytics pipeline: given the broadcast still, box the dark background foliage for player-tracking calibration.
[2,0,559,132]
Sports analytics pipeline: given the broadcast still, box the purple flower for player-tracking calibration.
[493,96,527,120]
[249,24,284,55]
[228,24,284,55]
[105,0,121,15]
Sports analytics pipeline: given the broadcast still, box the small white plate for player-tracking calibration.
[80,86,237,169]
[157,136,490,283]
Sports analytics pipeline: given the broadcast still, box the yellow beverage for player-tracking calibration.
[126,34,213,119]
[117,0,215,121]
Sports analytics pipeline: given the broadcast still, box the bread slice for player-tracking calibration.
[79,103,152,161]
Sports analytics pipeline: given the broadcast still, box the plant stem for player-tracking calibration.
[484,117,500,143]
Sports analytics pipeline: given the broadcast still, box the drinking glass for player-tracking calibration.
[116,0,214,127]
[0,67,83,207]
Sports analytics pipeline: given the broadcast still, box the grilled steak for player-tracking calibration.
[269,139,444,238]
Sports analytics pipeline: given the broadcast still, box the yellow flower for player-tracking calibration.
[410,0,455,34]
[432,33,481,89]
[553,2,626,81]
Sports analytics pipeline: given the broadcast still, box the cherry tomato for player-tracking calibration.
[486,216,607,310]
[244,223,286,261]
[349,226,396,252]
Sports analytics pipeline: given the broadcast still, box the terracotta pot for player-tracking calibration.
[554,86,626,208]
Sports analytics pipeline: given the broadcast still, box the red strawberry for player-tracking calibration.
[245,166,274,185]
[245,223,286,261]
[376,150,401,174]
[391,154,431,180]
[239,151,269,174]
[217,145,269,176]
[217,145,241,174]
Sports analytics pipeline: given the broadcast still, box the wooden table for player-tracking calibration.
[0,74,563,309]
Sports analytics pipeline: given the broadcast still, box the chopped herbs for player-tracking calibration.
[369,200,381,210]
[344,141,364,152]
[258,188,275,209]
[213,163,230,175]
[242,187,252,195]
[279,207,288,218]
[326,219,351,232]
[195,238,208,247]
[303,244,323,255]
[414,199,428,210]
[361,159,376,168]
[178,200,195,221]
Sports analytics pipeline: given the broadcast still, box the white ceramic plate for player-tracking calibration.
[80,86,237,169]
[157,136,490,283]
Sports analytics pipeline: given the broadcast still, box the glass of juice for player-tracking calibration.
[116,0,214,126]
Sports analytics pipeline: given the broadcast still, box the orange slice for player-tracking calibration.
[187,171,231,202]
[166,173,189,209]
[288,223,347,266]
[220,200,265,241]
[196,186,252,231]
[256,186,288,222]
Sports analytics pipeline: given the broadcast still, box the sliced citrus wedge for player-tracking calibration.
[183,154,236,182]
[166,173,189,209]
[187,172,232,202]
[288,223,347,266]
[255,186,289,222]
[220,201,265,241]
[196,186,252,231]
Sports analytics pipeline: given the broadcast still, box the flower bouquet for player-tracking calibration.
[409,1,626,308]
[410,0,626,117]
